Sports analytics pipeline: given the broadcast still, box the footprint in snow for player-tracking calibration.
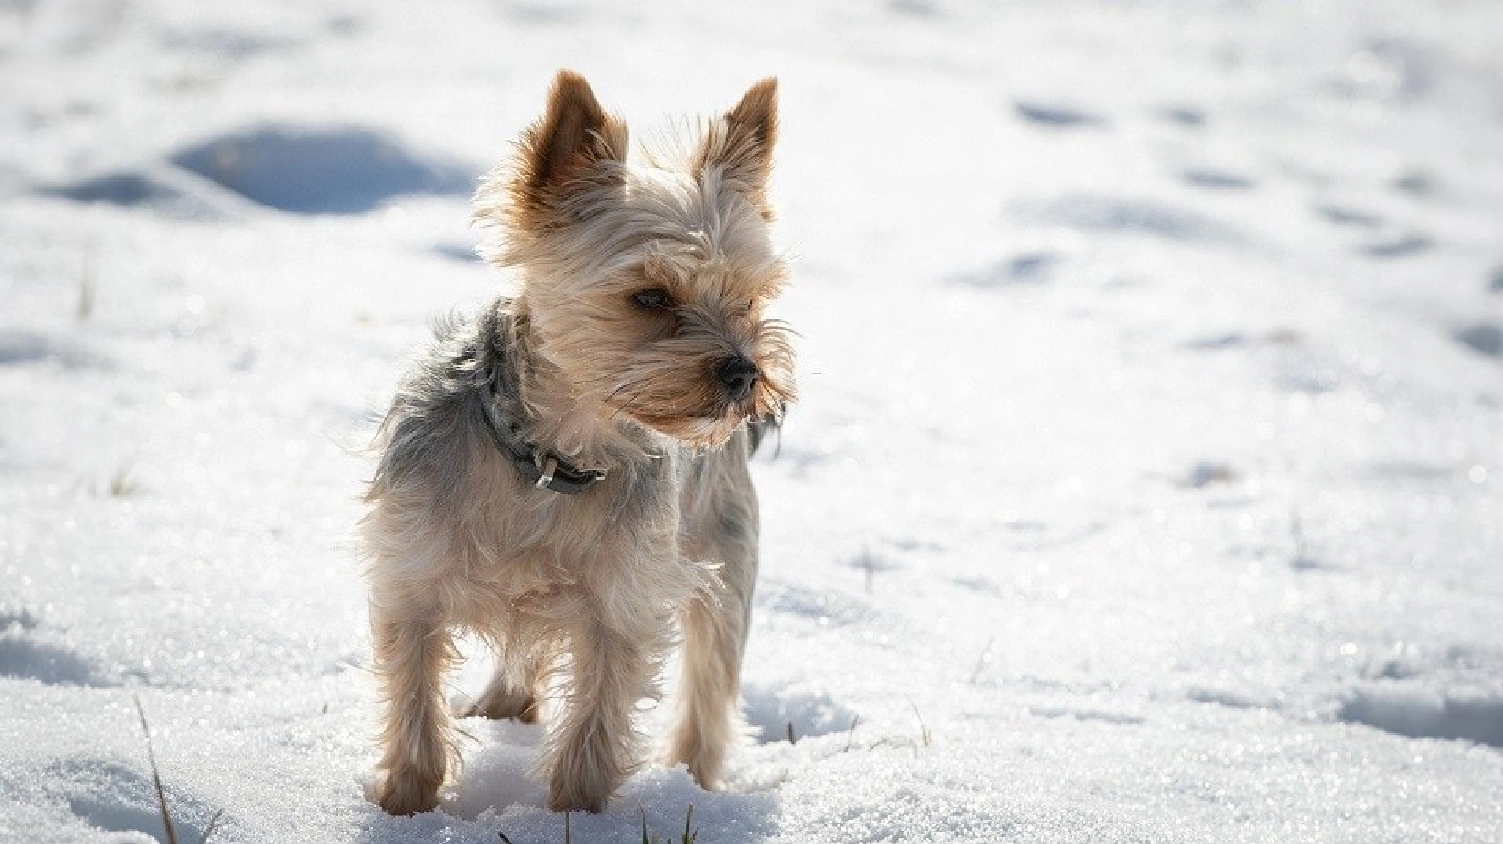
[1277,363,1342,394]
[757,582,877,628]
[0,329,108,371]
[1338,683,1503,748]
[1185,685,1275,710]
[887,0,939,17]
[1029,705,1145,726]
[51,758,224,843]
[0,609,116,687]
[742,682,859,745]
[1313,203,1384,229]
[947,251,1059,288]
[1452,323,1502,360]
[157,25,300,60]
[41,167,245,220]
[846,548,903,576]
[1013,194,1242,244]
[1013,100,1108,130]
[1181,331,1248,350]
[1361,460,1455,483]
[1289,552,1337,572]
[1391,169,1437,197]
[1179,168,1257,191]
[170,125,476,215]
[1155,105,1206,128]
[1361,233,1433,259]
[1177,461,1238,489]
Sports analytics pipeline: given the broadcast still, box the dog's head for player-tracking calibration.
[475,71,795,449]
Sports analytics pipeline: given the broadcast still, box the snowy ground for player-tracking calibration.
[3,1,1502,842]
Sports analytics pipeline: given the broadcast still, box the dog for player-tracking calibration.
[362,70,795,815]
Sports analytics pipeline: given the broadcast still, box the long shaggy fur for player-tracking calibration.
[364,70,794,815]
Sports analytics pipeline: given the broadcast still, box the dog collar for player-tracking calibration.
[481,390,607,495]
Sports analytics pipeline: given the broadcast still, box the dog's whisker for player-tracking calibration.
[606,387,649,424]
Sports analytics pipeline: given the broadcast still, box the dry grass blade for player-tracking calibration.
[134,695,179,844]
[636,805,700,844]
[109,463,141,498]
[843,714,861,752]
[907,698,932,752]
[197,809,224,844]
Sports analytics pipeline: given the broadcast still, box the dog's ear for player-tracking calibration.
[699,77,778,218]
[512,70,628,219]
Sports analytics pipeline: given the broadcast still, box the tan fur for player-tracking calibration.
[365,70,794,815]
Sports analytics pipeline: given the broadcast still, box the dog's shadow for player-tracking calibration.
[358,716,780,844]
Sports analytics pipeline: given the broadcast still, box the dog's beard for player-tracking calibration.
[596,370,786,448]
[603,376,759,448]
[644,411,749,449]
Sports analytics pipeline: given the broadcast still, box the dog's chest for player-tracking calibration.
[452,460,686,613]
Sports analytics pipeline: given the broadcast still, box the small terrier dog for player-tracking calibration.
[362,70,795,815]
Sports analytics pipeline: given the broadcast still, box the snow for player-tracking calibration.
[2,0,1501,842]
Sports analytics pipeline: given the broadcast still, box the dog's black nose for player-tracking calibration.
[715,356,759,402]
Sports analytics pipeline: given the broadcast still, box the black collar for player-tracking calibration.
[480,385,606,495]
[478,301,607,495]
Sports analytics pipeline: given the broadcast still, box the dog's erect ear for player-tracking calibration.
[725,77,778,163]
[513,70,628,216]
[699,77,778,218]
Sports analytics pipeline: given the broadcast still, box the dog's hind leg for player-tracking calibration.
[371,598,456,815]
[666,433,759,789]
[460,652,542,723]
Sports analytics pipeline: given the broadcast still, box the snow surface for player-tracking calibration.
[3,0,1502,842]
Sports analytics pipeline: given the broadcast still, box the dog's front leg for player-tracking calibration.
[372,604,454,815]
[667,439,760,790]
[544,622,654,812]
[665,588,750,790]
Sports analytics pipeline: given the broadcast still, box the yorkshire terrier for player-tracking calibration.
[362,70,795,815]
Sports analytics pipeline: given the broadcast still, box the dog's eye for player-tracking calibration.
[632,288,675,311]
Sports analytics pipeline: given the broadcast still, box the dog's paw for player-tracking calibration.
[375,771,442,816]
[546,758,616,814]
[545,783,608,814]
[665,746,724,793]
[664,722,731,792]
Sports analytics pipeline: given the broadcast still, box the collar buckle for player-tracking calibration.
[535,456,559,490]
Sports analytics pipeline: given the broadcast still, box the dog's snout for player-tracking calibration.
[715,356,759,402]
